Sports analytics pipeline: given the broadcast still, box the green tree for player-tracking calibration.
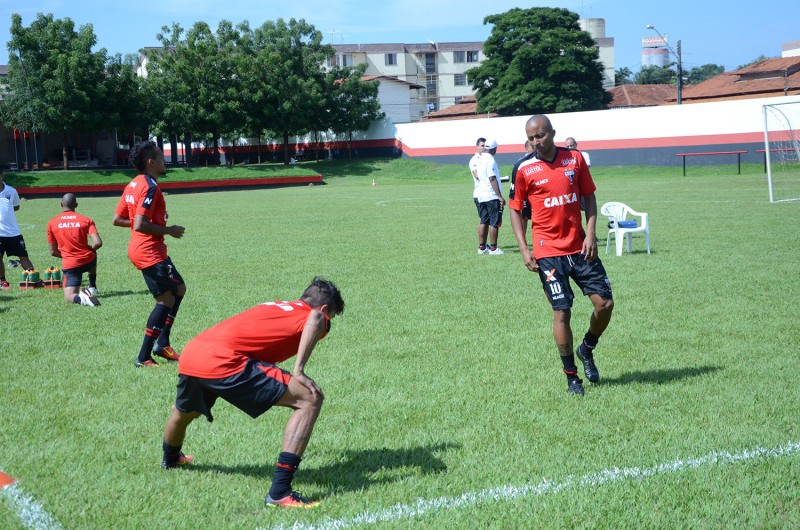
[253,18,333,164]
[615,67,633,86]
[685,64,724,84]
[738,55,771,69]
[3,13,108,169]
[103,53,150,153]
[467,7,610,116]
[236,20,277,163]
[143,23,195,164]
[634,65,674,85]
[146,21,246,166]
[323,63,384,160]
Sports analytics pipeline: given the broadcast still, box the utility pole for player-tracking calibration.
[646,25,683,105]
[676,40,683,105]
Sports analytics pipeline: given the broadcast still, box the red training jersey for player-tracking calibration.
[46,212,98,270]
[509,148,596,259]
[114,174,168,269]
[178,300,330,379]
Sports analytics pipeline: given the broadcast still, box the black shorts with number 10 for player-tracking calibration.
[536,253,612,311]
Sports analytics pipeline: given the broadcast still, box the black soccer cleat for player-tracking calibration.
[567,377,585,396]
[576,347,599,383]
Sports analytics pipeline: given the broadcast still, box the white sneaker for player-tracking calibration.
[87,287,100,296]
[489,247,504,255]
[477,247,489,254]
[79,288,101,307]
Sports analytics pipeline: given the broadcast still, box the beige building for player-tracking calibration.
[580,18,615,88]
[330,42,484,120]
[330,19,615,121]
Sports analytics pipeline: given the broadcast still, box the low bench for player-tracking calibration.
[675,150,747,176]
[755,148,799,173]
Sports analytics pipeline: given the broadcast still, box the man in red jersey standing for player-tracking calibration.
[159,278,344,509]
[46,193,103,306]
[509,115,614,396]
[113,140,186,367]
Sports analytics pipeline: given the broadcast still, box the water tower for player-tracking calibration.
[642,34,670,67]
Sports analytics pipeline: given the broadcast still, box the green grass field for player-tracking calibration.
[1,159,799,529]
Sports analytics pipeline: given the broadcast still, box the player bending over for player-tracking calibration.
[160,277,344,509]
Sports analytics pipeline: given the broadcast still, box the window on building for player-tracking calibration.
[453,51,466,63]
[385,53,397,66]
[327,55,338,68]
[454,73,467,86]
[426,75,437,95]
[425,53,436,74]
[341,54,353,67]
[467,50,480,63]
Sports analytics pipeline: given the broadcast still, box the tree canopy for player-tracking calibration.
[686,64,725,84]
[634,65,674,85]
[615,67,633,86]
[1,13,384,167]
[467,7,610,116]
[3,13,109,169]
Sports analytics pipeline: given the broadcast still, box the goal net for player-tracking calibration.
[762,101,800,203]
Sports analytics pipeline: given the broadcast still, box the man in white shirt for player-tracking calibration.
[474,139,505,255]
[564,137,591,166]
[469,137,485,203]
[0,169,39,289]
[565,137,592,212]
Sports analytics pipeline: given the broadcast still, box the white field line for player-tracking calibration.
[0,473,63,530]
[266,440,800,530]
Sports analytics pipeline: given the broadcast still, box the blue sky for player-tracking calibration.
[1,0,798,73]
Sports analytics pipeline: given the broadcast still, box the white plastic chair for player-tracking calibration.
[600,202,651,256]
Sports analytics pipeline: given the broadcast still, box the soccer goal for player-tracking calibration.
[762,101,800,203]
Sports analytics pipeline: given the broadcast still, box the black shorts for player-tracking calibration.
[141,257,184,297]
[0,235,28,258]
[175,359,291,423]
[476,199,502,228]
[62,258,97,288]
[536,253,613,311]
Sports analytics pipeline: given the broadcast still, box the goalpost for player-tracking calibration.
[762,101,800,203]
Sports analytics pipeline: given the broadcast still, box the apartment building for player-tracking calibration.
[330,42,484,121]
[331,20,615,122]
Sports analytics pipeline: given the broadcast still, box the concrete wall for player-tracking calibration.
[393,95,800,167]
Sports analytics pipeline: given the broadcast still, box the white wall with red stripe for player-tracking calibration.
[392,94,800,167]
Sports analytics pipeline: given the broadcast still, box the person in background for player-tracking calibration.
[475,139,505,255]
[0,169,43,289]
[46,193,102,306]
[564,137,591,166]
[565,137,592,212]
[509,140,535,235]
[469,137,486,250]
